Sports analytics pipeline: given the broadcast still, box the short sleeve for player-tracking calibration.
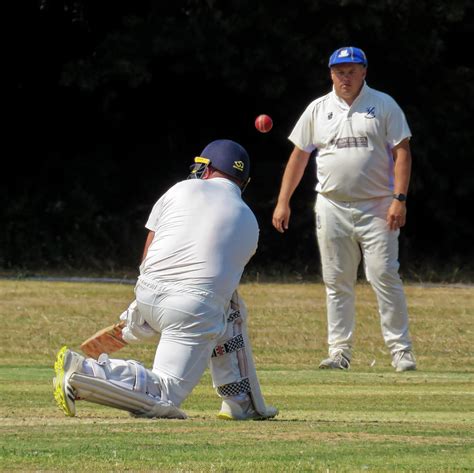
[385,98,412,148]
[288,105,318,153]
[145,194,166,231]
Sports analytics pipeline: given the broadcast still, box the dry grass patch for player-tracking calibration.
[0,280,473,472]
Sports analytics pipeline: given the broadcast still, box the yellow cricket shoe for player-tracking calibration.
[53,346,84,417]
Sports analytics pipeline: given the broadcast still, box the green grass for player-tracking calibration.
[0,280,473,472]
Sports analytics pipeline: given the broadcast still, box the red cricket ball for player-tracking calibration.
[255,114,273,133]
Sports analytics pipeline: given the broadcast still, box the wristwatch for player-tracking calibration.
[393,193,407,202]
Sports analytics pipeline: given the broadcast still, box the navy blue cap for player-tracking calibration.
[198,139,250,182]
[328,47,368,67]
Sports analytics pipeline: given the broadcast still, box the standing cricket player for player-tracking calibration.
[272,46,416,372]
[54,139,278,420]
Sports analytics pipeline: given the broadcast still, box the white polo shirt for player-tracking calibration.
[289,83,411,201]
[140,178,259,303]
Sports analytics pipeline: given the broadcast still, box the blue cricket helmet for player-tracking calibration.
[190,139,251,182]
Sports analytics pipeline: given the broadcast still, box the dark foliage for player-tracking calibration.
[4,0,474,280]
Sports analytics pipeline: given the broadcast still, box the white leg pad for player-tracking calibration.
[69,373,186,419]
[210,292,276,418]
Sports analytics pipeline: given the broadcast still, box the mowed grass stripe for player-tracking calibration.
[0,280,473,472]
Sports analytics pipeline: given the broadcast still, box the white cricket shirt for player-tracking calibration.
[289,83,411,201]
[140,178,259,303]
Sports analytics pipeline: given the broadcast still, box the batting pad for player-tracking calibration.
[69,373,187,419]
[210,291,276,418]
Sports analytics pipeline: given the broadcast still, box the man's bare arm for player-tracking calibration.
[272,147,311,233]
[387,138,412,230]
[141,231,155,262]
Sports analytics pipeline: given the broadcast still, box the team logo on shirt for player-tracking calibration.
[328,112,333,120]
[335,137,368,148]
[365,106,376,118]
[233,161,245,172]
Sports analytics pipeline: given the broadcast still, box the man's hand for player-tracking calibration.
[272,202,291,233]
[387,200,407,230]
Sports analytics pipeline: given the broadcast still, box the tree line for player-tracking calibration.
[4,0,473,280]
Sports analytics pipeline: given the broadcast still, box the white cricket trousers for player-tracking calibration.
[315,194,412,359]
[134,279,227,407]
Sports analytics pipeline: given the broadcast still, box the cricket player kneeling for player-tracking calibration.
[53,138,278,421]
[211,293,278,421]
[53,346,186,419]
[53,292,277,420]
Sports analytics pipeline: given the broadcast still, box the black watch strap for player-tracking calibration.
[393,193,407,202]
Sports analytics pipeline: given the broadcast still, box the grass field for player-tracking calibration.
[0,279,473,472]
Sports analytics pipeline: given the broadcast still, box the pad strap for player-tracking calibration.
[90,357,107,379]
[212,334,244,357]
[217,378,251,397]
[129,361,147,394]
